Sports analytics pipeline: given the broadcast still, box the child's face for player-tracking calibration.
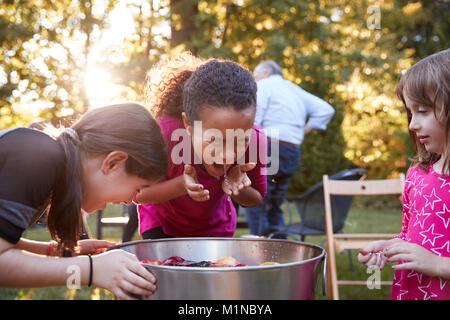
[81,152,151,212]
[405,95,445,155]
[184,106,255,178]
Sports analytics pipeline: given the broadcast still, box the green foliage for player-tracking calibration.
[1,0,448,190]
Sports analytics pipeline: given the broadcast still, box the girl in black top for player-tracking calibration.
[0,103,168,299]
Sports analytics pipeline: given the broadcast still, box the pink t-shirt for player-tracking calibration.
[391,164,450,300]
[138,116,267,237]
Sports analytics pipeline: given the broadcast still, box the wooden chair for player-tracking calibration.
[323,173,405,300]
[96,205,129,240]
[265,168,366,242]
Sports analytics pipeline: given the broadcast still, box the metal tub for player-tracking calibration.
[114,237,327,300]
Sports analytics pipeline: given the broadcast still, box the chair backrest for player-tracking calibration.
[287,168,366,233]
[323,173,405,300]
[325,177,405,196]
[323,174,405,233]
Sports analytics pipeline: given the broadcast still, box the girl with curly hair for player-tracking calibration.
[136,52,267,239]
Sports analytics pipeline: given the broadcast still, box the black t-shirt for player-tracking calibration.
[0,128,65,244]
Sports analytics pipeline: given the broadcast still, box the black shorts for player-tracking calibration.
[141,227,173,240]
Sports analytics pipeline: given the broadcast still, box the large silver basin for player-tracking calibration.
[114,237,327,300]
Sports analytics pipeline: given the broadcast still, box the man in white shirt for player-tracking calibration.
[245,60,335,237]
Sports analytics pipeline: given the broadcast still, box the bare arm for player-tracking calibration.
[231,186,263,208]
[304,124,313,135]
[384,239,450,280]
[136,175,186,204]
[0,238,90,288]
[437,258,450,280]
[224,163,263,208]
[0,237,156,299]
[15,238,52,256]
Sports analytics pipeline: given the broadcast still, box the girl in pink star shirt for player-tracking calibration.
[358,48,450,300]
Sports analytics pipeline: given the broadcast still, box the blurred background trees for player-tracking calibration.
[1,0,449,192]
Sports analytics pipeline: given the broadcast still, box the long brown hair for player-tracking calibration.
[397,48,450,175]
[47,103,168,252]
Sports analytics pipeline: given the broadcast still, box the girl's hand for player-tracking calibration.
[222,163,256,196]
[92,249,157,300]
[77,239,116,256]
[384,240,443,278]
[183,165,209,202]
[357,240,390,270]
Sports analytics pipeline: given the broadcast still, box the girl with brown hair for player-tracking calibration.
[0,103,168,299]
[358,48,450,300]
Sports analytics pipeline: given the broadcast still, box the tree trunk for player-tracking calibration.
[170,0,199,54]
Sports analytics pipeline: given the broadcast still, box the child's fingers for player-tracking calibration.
[186,183,203,192]
[375,252,383,266]
[384,244,407,258]
[365,254,378,267]
[357,253,371,264]
[359,248,371,255]
[387,253,412,263]
[222,185,231,195]
[187,187,209,201]
[239,162,256,172]
[359,240,386,255]
[189,188,208,196]
[243,177,252,188]
[392,262,414,271]
[189,190,210,202]
[379,257,387,270]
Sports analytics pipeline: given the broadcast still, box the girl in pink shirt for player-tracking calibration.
[135,52,267,238]
[358,49,450,300]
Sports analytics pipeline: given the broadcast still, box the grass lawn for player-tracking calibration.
[0,200,402,300]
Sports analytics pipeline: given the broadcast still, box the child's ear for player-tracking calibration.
[101,151,128,174]
[181,112,193,136]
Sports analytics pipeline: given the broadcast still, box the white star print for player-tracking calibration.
[406,270,423,284]
[413,177,427,198]
[419,224,444,247]
[436,204,450,229]
[408,170,419,185]
[393,273,403,287]
[423,188,442,210]
[430,241,450,257]
[438,177,450,189]
[403,201,410,211]
[396,169,450,299]
[413,207,431,230]
[418,280,438,300]
[397,290,409,300]
[440,278,448,291]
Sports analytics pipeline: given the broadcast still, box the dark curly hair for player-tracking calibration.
[144,52,204,119]
[144,52,257,122]
[183,58,257,123]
